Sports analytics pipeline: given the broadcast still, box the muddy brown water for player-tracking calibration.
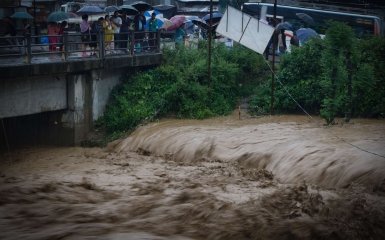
[0,114,385,240]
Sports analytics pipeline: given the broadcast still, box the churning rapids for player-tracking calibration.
[1,114,385,240]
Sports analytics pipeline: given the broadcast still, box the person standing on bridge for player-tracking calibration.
[111,11,121,50]
[133,11,146,51]
[58,21,67,52]
[80,14,91,57]
[103,15,114,54]
[119,11,131,52]
[47,22,59,52]
[148,12,158,51]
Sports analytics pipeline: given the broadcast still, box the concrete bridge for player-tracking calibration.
[0,35,163,147]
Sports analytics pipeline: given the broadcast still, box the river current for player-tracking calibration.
[1,114,384,239]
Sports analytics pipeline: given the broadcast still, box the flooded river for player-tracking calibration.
[1,114,385,239]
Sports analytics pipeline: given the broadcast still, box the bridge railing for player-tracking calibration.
[0,30,163,64]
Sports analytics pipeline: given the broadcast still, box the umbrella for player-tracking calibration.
[296,13,315,26]
[120,5,139,15]
[184,16,200,33]
[192,19,218,32]
[153,4,177,19]
[77,5,105,15]
[160,18,173,30]
[166,15,186,31]
[202,12,223,24]
[47,11,69,22]
[276,21,293,31]
[144,10,160,18]
[296,28,319,44]
[192,19,208,29]
[10,12,33,19]
[105,5,120,13]
[131,1,152,12]
[145,17,164,30]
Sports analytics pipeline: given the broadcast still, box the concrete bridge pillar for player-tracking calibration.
[61,73,92,145]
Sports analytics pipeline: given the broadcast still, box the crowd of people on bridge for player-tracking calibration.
[77,10,161,56]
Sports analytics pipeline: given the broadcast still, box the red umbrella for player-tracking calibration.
[166,15,185,31]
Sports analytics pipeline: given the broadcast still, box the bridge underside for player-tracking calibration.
[0,53,162,148]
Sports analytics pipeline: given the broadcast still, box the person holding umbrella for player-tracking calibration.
[148,12,158,50]
[57,21,68,52]
[133,10,146,50]
[103,15,114,54]
[80,14,91,57]
[111,11,121,50]
[174,22,186,48]
[47,21,59,51]
[119,11,131,52]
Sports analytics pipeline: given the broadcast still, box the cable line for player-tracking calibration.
[263,58,385,159]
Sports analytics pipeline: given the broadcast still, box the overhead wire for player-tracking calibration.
[263,56,385,159]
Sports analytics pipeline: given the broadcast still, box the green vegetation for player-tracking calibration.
[100,22,384,139]
[101,42,268,134]
[249,22,385,124]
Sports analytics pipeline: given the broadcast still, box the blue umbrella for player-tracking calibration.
[202,12,223,24]
[153,5,177,19]
[145,17,164,30]
[144,10,160,18]
[105,5,120,13]
[296,28,319,44]
[184,16,200,33]
[77,5,105,15]
[47,11,70,22]
[11,12,33,19]
[276,21,293,31]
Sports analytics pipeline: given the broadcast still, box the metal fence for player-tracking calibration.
[0,30,162,64]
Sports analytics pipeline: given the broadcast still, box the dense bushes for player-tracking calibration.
[249,22,385,123]
[102,22,384,134]
[102,43,268,133]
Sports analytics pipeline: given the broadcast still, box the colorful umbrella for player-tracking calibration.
[160,18,173,30]
[166,15,186,31]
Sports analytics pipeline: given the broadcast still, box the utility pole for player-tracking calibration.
[208,0,213,84]
[270,0,277,115]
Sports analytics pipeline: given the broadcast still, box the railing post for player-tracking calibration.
[130,30,135,55]
[156,30,161,53]
[25,34,32,64]
[99,30,104,59]
[63,31,68,61]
